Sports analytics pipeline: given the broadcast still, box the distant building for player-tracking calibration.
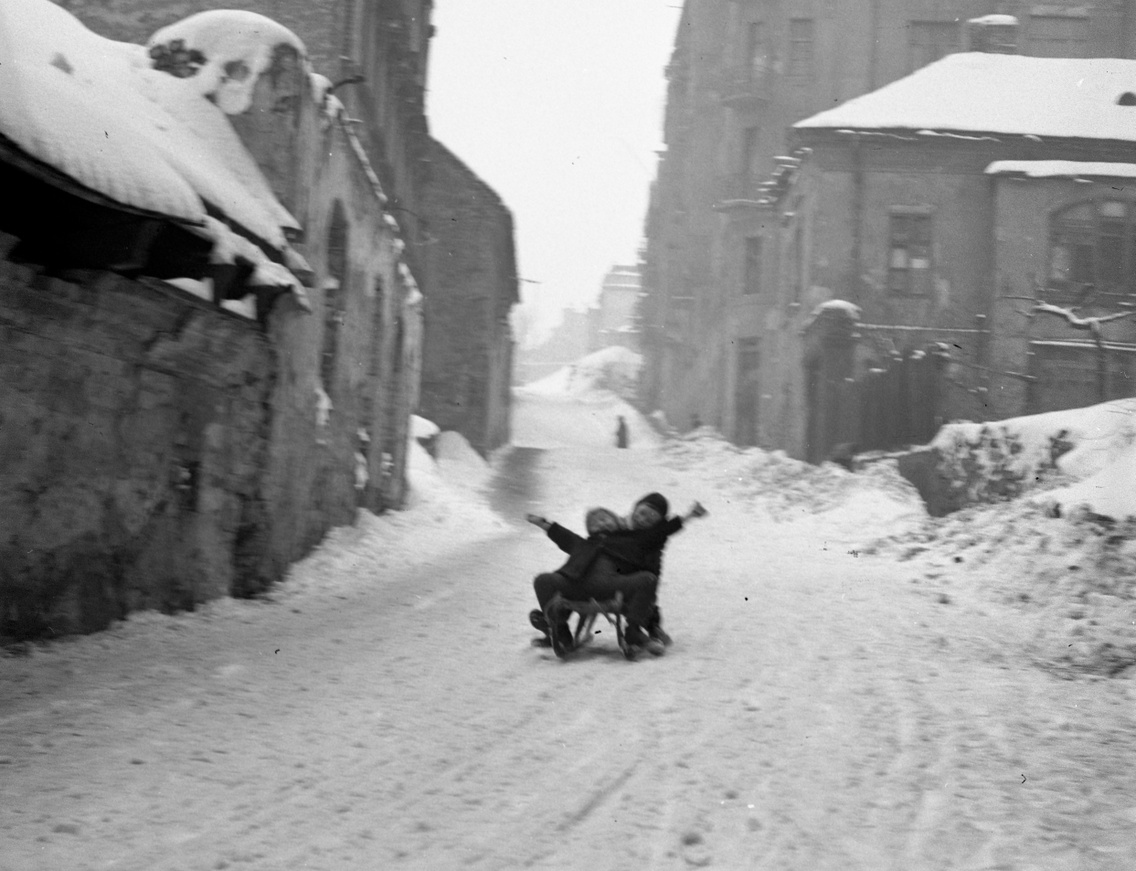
[418,139,519,456]
[55,0,519,460]
[514,309,592,386]
[743,32,1136,461]
[595,264,642,352]
[641,0,1136,445]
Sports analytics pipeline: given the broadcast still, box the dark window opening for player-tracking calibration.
[787,19,815,80]
[744,20,769,82]
[321,201,349,394]
[1049,200,1136,296]
[735,337,761,447]
[887,213,932,297]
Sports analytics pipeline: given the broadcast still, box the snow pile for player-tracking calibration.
[435,430,494,492]
[864,399,1136,677]
[931,398,1136,513]
[658,428,926,540]
[147,11,304,115]
[520,345,642,402]
[0,0,301,249]
[278,425,508,601]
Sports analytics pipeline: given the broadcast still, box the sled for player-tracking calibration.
[545,591,636,659]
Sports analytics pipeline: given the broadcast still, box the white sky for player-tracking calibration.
[426,0,682,345]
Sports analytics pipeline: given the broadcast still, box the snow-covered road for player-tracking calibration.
[3,375,1135,870]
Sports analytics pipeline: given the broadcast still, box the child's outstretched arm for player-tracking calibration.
[683,501,708,521]
[527,513,583,553]
[526,513,552,531]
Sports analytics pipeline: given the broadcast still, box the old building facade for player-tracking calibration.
[55,0,518,460]
[640,0,1136,452]
[418,138,518,456]
[764,46,1136,462]
[0,3,421,637]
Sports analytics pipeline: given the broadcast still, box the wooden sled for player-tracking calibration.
[545,591,633,658]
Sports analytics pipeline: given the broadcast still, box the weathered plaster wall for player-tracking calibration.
[0,257,272,638]
[419,140,517,456]
[0,26,421,640]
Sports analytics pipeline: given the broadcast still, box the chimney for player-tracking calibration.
[965,14,1020,54]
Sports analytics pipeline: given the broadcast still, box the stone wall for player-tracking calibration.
[0,18,423,641]
[0,258,273,638]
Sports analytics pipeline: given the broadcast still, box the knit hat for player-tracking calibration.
[635,492,668,517]
[585,507,622,533]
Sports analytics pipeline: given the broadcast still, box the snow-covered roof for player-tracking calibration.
[0,0,303,250]
[968,14,1018,26]
[795,53,1136,142]
[987,160,1136,179]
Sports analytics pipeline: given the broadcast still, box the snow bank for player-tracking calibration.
[280,427,507,601]
[932,398,1136,516]
[658,427,926,540]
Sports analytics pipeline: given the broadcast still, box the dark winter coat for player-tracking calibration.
[543,523,612,583]
[599,516,684,576]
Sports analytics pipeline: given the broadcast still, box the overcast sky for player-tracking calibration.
[426,0,682,347]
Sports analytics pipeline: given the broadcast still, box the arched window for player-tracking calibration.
[1049,199,1135,296]
[321,201,349,392]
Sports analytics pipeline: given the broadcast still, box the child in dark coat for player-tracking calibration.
[527,494,706,656]
[600,492,706,647]
[527,507,625,654]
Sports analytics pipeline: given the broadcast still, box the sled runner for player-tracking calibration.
[539,591,641,659]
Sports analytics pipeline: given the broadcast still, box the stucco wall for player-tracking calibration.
[0,27,420,640]
[418,140,516,456]
[0,258,273,638]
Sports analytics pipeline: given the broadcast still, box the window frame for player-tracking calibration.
[786,18,815,81]
[1047,198,1136,299]
[886,210,933,298]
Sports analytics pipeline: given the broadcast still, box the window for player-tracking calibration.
[1026,15,1088,58]
[744,20,768,82]
[321,202,349,392]
[1049,200,1136,295]
[887,213,932,296]
[787,19,815,80]
[743,236,762,295]
[907,21,960,72]
[735,337,761,447]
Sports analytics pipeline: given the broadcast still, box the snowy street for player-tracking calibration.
[3,365,1136,871]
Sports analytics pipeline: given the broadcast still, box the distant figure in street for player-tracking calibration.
[615,415,629,449]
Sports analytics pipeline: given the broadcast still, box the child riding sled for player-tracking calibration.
[527,492,706,658]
